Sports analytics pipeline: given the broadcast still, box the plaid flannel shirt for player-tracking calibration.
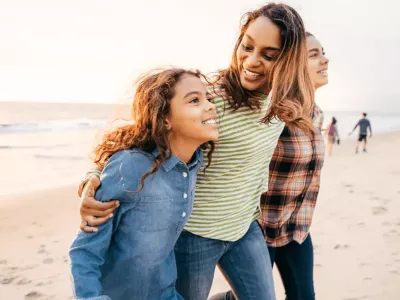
[259,105,325,247]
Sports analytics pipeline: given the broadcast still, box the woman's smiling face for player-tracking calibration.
[236,16,281,93]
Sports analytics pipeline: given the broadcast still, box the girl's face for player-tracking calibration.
[307,35,329,89]
[236,16,281,93]
[166,74,218,145]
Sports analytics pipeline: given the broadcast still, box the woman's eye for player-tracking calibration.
[190,97,200,104]
[207,96,214,103]
[262,54,273,61]
[242,44,252,51]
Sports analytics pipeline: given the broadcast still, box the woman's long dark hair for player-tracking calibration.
[216,3,315,135]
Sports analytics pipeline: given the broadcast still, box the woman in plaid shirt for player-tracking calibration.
[257,32,328,299]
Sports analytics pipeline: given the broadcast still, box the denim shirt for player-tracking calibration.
[69,147,203,300]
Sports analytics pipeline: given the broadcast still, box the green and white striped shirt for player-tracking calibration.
[184,85,284,241]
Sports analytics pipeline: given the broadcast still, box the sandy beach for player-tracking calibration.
[0,131,399,299]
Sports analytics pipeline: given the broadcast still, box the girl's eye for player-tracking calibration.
[190,98,200,104]
[206,95,214,103]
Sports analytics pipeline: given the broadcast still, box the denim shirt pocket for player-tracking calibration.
[136,195,183,232]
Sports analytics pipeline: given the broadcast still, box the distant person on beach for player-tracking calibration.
[211,31,329,300]
[75,3,315,299]
[326,116,340,156]
[349,112,372,153]
[69,68,218,299]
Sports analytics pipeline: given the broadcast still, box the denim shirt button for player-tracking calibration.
[183,193,188,199]
[182,212,186,217]
[182,172,188,178]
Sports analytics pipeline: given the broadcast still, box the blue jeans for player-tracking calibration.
[174,221,276,300]
[212,234,314,300]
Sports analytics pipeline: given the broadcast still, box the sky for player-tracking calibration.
[1,0,399,112]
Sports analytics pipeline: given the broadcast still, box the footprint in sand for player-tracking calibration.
[359,262,370,267]
[26,235,33,239]
[363,277,372,281]
[372,206,387,215]
[315,264,323,267]
[1,276,17,284]
[334,244,350,250]
[343,184,354,188]
[348,222,365,229]
[21,265,39,271]
[25,291,43,299]
[31,222,44,227]
[35,280,53,287]
[383,199,391,204]
[43,258,54,264]
[37,248,47,254]
[0,260,7,265]
[17,278,32,285]
[370,196,380,201]
[382,221,392,227]
[7,266,18,272]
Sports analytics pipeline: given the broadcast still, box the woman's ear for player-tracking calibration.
[165,118,172,130]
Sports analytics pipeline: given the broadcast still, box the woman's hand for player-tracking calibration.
[80,176,120,232]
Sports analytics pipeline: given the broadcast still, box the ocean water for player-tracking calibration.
[0,102,130,196]
[1,102,400,196]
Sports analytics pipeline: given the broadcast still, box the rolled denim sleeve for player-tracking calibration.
[69,151,139,299]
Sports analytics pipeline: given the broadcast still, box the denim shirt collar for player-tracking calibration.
[151,147,204,172]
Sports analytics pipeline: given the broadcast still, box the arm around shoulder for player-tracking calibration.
[70,150,140,298]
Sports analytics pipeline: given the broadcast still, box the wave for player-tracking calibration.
[34,154,86,160]
[0,118,107,134]
[0,144,70,150]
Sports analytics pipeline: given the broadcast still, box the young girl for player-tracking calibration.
[327,117,340,155]
[69,68,218,300]
[76,3,314,299]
